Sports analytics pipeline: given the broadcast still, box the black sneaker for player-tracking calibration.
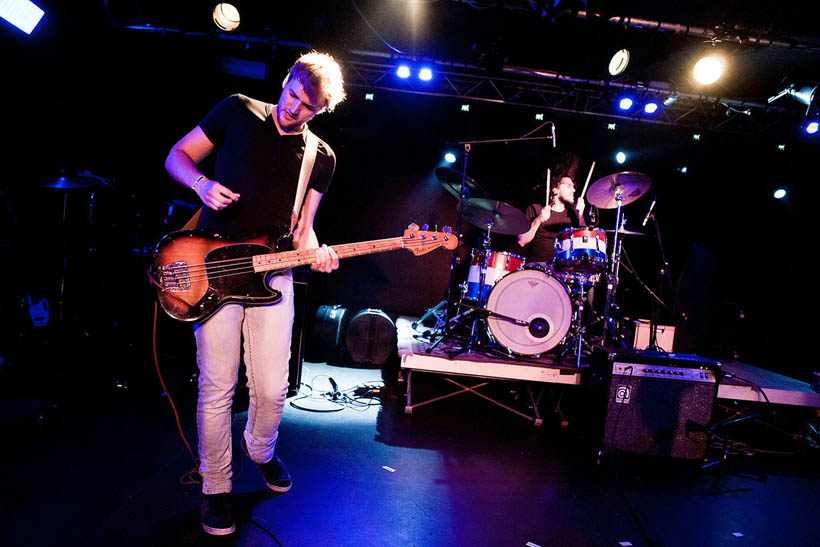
[201,493,235,536]
[241,437,292,492]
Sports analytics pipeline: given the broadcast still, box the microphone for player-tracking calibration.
[551,123,557,148]
[642,196,657,227]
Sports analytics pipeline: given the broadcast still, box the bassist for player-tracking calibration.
[163,52,346,536]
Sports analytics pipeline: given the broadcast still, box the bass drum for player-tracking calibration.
[486,268,572,356]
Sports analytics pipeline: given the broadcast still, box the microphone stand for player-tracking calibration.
[646,208,674,351]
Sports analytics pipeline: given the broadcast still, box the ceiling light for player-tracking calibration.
[608,49,630,76]
[693,56,726,85]
[618,97,633,110]
[213,3,240,31]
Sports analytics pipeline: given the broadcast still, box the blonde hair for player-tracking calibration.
[285,51,346,112]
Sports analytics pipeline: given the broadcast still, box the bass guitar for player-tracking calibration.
[148,224,457,322]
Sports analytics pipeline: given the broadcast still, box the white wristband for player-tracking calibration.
[192,175,206,191]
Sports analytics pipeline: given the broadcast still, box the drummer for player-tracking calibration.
[517,152,586,265]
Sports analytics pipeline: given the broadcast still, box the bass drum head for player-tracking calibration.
[486,269,572,355]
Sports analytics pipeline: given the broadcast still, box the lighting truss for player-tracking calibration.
[341,57,791,134]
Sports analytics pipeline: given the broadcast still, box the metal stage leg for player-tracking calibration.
[403,370,544,425]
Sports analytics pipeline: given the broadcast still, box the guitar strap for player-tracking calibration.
[181,127,319,233]
[290,128,319,234]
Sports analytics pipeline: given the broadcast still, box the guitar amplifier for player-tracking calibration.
[601,351,720,459]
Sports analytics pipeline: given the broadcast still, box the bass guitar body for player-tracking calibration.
[150,231,285,322]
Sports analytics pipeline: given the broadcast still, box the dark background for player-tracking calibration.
[2,1,819,390]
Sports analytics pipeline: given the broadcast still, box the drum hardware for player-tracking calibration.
[586,171,652,348]
[423,129,557,357]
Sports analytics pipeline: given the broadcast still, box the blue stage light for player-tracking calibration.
[644,101,659,114]
[0,0,44,34]
[444,152,457,164]
[806,121,819,135]
[618,97,634,110]
[418,67,433,81]
[615,151,627,164]
[396,64,411,79]
[774,188,787,199]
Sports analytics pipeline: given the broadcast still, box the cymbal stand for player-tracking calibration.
[602,185,626,347]
[426,220,495,356]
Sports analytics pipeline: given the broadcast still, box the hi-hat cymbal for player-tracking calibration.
[462,198,530,235]
[435,167,484,199]
[42,174,106,190]
[586,172,651,209]
[604,228,646,236]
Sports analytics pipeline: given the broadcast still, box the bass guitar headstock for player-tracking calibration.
[403,223,459,256]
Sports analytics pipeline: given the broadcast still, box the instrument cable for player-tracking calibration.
[152,301,201,486]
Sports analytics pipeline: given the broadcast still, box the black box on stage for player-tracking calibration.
[600,350,720,459]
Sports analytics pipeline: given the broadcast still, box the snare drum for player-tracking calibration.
[486,268,572,355]
[554,227,607,275]
[465,249,525,302]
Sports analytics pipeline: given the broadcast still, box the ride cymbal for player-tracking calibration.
[586,172,651,209]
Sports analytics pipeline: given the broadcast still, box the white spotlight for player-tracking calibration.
[608,49,630,76]
[693,56,725,85]
[213,3,240,31]
[773,188,787,199]
[615,151,627,164]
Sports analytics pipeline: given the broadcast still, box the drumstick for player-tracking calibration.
[580,161,595,200]
[545,168,551,206]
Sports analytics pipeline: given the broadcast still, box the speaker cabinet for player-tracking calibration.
[602,353,719,459]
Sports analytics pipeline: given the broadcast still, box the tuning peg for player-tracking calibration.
[442,226,452,234]
[407,222,420,230]
[421,223,429,231]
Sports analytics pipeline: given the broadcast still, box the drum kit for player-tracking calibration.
[426,168,654,366]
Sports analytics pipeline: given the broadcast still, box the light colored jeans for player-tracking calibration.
[193,271,294,495]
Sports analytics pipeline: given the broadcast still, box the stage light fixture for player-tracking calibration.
[643,101,659,114]
[615,151,627,164]
[535,113,544,120]
[444,152,457,164]
[0,0,44,34]
[769,83,817,115]
[396,64,411,79]
[212,3,240,31]
[607,123,617,130]
[608,48,630,76]
[461,104,470,112]
[365,93,374,101]
[773,188,787,199]
[692,55,725,85]
[805,121,819,135]
[678,166,688,174]
[418,67,433,81]
[618,97,634,111]
[663,94,678,106]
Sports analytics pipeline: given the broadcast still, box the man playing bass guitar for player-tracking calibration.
[164,51,346,536]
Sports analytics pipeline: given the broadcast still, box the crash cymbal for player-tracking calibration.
[42,174,106,190]
[586,172,651,209]
[604,228,646,236]
[462,198,530,235]
[435,167,484,199]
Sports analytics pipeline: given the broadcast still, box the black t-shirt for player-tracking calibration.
[196,94,335,238]
[524,203,580,262]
